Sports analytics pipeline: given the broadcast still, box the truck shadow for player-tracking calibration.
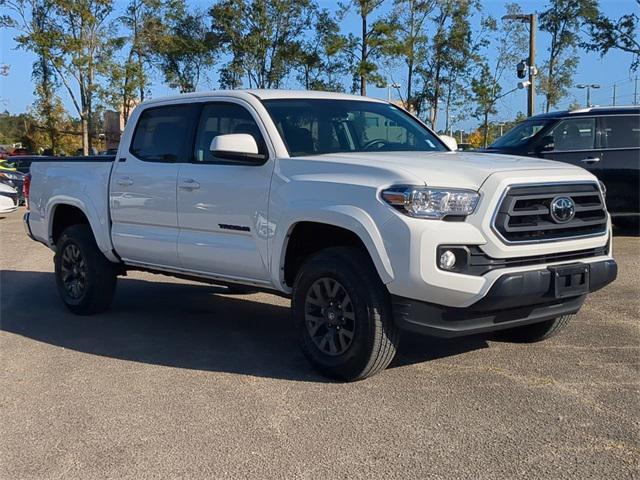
[1,270,488,382]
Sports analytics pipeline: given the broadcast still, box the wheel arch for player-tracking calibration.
[273,207,395,291]
[47,197,118,262]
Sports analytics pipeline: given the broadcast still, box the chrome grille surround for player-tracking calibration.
[492,181,608,244]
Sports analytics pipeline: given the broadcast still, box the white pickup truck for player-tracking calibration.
[24,90,617,380]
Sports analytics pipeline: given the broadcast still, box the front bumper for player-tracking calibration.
[392,259,617,338]
[380,170,613,307]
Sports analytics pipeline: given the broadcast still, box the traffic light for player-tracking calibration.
[517,60,527,79]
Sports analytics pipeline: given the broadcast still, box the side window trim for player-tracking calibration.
[191,100,270,165]
[549,116,597,153]
[129,103,199,163]
[598,114,640,150]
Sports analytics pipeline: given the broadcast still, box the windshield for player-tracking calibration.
[490,119,551,148]
[262,99,446,157]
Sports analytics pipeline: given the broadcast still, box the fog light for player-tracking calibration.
[439,250,457,270]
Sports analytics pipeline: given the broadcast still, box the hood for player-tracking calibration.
[306,151,583,190]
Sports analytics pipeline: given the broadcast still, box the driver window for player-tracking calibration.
[550,118,596,151]
[193,103,266,162]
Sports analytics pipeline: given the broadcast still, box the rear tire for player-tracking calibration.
[54,224,117,315]
[495,315,572,343]
[292,247,399,381]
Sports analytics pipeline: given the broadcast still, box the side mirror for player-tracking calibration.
[439,134,458,151]
[210,134,266,163]
[537,135,555,152]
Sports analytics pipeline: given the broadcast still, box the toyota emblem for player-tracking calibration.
[550,196,576,223]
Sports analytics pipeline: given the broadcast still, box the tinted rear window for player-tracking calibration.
[600,115,640,149]
[130,105,197,162]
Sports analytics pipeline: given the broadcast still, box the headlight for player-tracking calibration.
[381,186,480,219]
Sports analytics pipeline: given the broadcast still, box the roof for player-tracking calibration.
[141,89,386,107]
[246,89,385,102]
[529,105,640,120]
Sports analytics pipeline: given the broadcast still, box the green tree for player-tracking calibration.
[538,0,598,112]
[385,0,435,110]
[1,0,64,152]
[153,2,217,93]
[583,0,640,72]
[438,0,477,132]
[45,0,116,155]
[471,5,528,147]
[415,0,478,127]
[294,8,348,91]
[105,0,161,123]
[211,0,315,89]
[340,0,396,96]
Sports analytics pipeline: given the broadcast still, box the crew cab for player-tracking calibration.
[23,90,617,380]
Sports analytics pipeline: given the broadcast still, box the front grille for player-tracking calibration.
[493,183,607,243]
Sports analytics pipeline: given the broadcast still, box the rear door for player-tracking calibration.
[176,101,274,281]
[110,103,198,268]
[597,114,640,216]
[539,116,603,175]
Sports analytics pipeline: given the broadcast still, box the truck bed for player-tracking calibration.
[26,155,118,261]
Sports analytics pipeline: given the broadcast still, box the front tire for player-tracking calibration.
[495,315,572,343]
[292,247,399,381]
[54,224,117,315]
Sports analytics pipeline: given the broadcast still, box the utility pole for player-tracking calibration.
[528,14,536,117]
[635,76,638,105]
[503,13,537,117]
[612,83,617,106]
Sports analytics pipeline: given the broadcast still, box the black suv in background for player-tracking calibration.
[484,106,640,230]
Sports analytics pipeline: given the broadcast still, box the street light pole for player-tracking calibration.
[384,82,401,102]
[576,83,601,107]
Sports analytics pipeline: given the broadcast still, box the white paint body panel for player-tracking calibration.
[27,90,613,308]
[176,160,273,280]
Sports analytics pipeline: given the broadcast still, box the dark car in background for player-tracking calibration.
[483,106,640,230]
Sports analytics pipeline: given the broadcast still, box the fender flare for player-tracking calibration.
[46,195,118,262]
[271,205,395,292]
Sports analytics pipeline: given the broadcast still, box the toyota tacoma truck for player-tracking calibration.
[23,90,617,381]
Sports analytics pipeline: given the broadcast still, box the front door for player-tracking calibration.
[177,101,274,282]
[110,103,198,268]
[539,116,603,176]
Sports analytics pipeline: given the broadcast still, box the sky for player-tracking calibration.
[0,0,638,132]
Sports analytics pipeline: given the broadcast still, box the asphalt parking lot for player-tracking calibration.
[1,208,638,479]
